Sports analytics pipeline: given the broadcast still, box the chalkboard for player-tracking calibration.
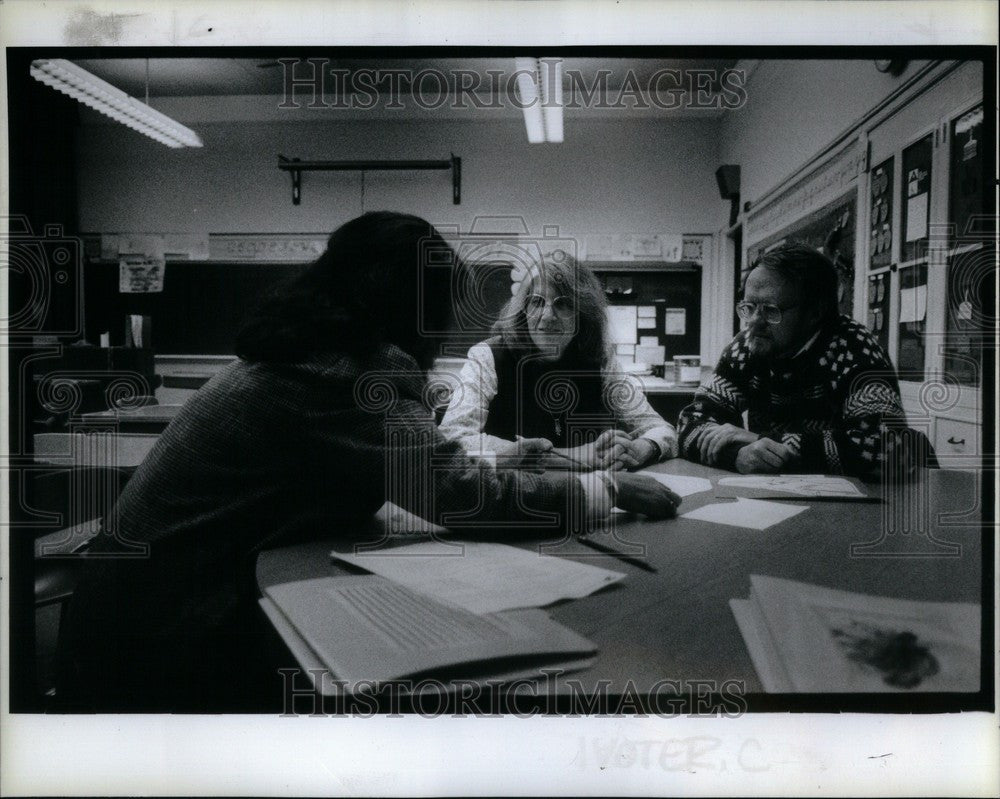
[747,191,856,316]
[84,261,308,354]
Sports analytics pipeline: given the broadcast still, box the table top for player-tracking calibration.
[33,431,159,468]
[256,460,983,698]
[80,404,183,422]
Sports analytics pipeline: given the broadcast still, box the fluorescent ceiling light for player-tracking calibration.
[514,57,563,144]
[30,59,203,148]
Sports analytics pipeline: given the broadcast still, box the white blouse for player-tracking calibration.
[439,341,679,461]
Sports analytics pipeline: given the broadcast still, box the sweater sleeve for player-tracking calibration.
[763,327,917,481]
[605,367,678,460]
[437,342,518,460]
[676,334,751,466]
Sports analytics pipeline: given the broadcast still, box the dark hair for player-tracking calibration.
[493,253,613,373]
[745,242,841,324]
[235,212,456,367]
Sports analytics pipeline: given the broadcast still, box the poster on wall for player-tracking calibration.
[747,193,856,317]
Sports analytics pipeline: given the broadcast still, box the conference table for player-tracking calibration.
[256,459,985,709]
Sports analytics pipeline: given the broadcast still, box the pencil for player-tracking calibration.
[576,534,658,573]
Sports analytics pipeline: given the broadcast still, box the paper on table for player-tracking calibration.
[717,475,864,498]
[637,305,656,320]
[334,541,625,615]
[643,472,713,497]
[899,285,927,323]
[681,497,808,530]
[607,306,638,345]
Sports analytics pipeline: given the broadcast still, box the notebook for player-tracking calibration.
[731,575,980,692]
[263,575,597,693]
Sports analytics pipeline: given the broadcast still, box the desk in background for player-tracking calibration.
[79,404,184,434]
[256,460,983,704]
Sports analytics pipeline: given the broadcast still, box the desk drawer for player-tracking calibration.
[934,417,979,464]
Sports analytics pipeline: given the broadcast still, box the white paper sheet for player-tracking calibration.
[717,475,864,498]
[664,308,686,335]
[680,497,808,530]
[637,305,656,320]
[333,541,625,615]
[643,472,713,497]
[905,192,928,242]
[607,305,638,344]
[639,335,659,346]
[899,284,927,322]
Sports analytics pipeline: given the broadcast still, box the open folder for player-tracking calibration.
[262,575,597,694]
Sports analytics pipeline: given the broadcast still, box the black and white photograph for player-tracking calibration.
[1,1,997,795]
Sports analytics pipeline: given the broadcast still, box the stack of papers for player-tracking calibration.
[730,575,980,692]
[262,576,597,695]
[333,540,625,615]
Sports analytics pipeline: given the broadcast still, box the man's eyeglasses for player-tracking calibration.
[526,294,575,319]
[736,301,798,325]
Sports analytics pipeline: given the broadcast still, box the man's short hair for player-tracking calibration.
[746,242,841,324]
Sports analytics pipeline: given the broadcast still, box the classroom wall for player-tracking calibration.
[719,59,933,205]
[76,112,725,243]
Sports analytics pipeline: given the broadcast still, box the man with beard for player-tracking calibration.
[677,243,927,480]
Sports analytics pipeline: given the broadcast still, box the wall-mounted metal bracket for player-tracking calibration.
[278,154,461,206]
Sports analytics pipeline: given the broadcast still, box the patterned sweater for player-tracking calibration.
[677,315,923,480]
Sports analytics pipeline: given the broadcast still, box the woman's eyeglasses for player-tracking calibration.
[736,301,797,325]
[526,294,575,319]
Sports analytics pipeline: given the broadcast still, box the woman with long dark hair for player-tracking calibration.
[56,212,680,712]
[440,253,678,471]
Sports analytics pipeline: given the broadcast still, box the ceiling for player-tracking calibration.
[74,57,740,98]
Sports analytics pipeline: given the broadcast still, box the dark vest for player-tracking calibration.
[482,336,615,447]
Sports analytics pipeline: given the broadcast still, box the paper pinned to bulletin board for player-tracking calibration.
[607,306,638,344]
[119,256,166,293]
[899,284,927,323]
[664,308,687,335]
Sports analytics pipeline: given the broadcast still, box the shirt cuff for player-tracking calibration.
[576,471,614,519]
[637,425,678,460]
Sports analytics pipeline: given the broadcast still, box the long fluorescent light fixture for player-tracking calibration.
[30,59,203,148]
[514,57,563,144]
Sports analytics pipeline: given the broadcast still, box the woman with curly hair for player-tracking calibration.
[440,253,677,472]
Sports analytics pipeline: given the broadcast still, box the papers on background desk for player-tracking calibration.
[716,475,868,500]
[681,497,808,530]
[333,541,625,615]
[730,574,980,692]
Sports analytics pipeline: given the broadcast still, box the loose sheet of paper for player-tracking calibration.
[681,497,808,530]
[612,472,713,512]
[334,541,625,615]
[644,472,713,497]
[717,475,864,498]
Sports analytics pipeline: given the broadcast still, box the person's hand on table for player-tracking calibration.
[498,436,553,472]
[699,422,758,466]
[612,473,682,519]
[549,430,625,471]
[612,436,661,472]
[734,438,794,474]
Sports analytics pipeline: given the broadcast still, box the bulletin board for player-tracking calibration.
[84,261,308,354]
[745,191,857,315]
